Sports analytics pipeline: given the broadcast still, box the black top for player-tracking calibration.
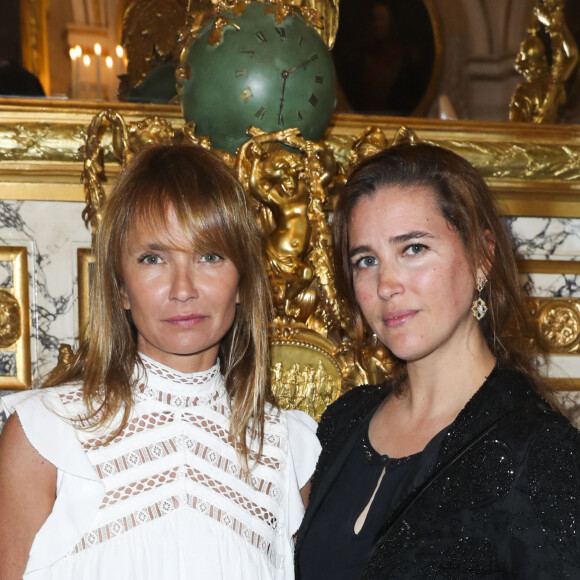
[298,414,447,579]
[295,365,580,578]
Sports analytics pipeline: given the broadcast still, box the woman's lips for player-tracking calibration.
[164,314,207,327]
[383,310,418,328]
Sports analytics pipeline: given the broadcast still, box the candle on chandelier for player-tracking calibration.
[69,45,82,99]
[115,45,126,77]
[94,43,103,100]
[82,54,91,100]
[69,48,78,99]
[105,55,115,100]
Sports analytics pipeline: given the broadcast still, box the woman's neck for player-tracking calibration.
[404,344,496,421]
[369,334,496,459]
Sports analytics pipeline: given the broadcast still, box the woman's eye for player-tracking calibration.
[354,256,377,269]
[200,253,223,263]
[404,244,427,256]
[138,253,163,265]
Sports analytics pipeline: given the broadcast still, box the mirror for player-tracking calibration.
[2,0,131,100]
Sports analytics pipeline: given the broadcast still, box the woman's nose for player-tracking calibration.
[376,265,403,301]
[169,265,199,301]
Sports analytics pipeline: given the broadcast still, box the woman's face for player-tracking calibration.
[120,208,240,373]
[348,184,482,366]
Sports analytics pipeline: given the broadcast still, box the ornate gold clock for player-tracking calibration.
[179,2,337,153]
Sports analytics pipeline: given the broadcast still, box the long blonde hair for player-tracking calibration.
[44,144,274,466]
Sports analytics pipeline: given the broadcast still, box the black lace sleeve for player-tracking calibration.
[510,415,580,577]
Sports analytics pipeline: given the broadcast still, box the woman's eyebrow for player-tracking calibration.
[349,232,432,257]
[129,241,168,253]
[348,245,372,259]
[390,231,431,244]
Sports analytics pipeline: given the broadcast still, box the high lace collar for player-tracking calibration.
[134,353,227,407]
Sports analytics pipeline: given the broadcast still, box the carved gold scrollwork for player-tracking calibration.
[528,297,580,354]
[81,110,130,236]
[510,0,579,123]
[42,343,75,386]
[81,111,177,237]
[270,326,342,421]
[237,127,342,332]
[0,246,31,390]
[122,0,187,89]
[431,139,580,181]
[0,289,21,348]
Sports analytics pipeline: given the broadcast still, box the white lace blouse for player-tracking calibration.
[2,355,321,579]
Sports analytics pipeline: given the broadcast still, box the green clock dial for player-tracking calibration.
[180,2,337,153]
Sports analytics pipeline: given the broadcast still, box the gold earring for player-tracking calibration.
[471,276,488,320]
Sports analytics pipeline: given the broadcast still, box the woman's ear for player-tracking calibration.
[477,229,496,280]
[120,285,131,311]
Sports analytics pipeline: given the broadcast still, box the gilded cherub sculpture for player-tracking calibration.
[510,0,578,123]
[237,127,340,335]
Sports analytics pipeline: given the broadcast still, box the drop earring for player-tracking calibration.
[471,276,488,320]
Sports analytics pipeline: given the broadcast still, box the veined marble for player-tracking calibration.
[508,217,580,260]
[0,200,91,429]
[508,218,580,401]
[521,274,580,298]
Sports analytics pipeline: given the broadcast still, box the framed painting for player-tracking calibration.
[332,0,442,117]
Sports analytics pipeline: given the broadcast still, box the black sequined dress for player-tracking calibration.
[295,365,580,579]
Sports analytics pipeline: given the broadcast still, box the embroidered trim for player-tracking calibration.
[142,358,220,385]
[95,437,282,502]
[71,494,284,568]
[100,465,279,530]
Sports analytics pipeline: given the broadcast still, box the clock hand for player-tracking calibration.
[278,54,319,124]
[278,70,290,124]
[285,54,319,76]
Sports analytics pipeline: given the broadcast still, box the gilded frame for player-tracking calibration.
[519,259,580,391]
[77,248,95,337]
[0,246,31,390]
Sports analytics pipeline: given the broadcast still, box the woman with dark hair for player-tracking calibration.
[0,144,320,579]
[296,142,580,578]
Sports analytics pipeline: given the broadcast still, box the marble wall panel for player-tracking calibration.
[509,217,580,261]
[0,199,91,429]
[509,217,580,419]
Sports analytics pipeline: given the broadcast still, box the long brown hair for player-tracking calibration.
[333,142,543,391]
[44,144,274,467]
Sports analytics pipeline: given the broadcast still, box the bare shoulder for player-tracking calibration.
[0,413,56,474]
[0,413,57,579]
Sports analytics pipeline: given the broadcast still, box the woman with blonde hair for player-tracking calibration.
[296,142,580,578]
[0,144,320,579]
